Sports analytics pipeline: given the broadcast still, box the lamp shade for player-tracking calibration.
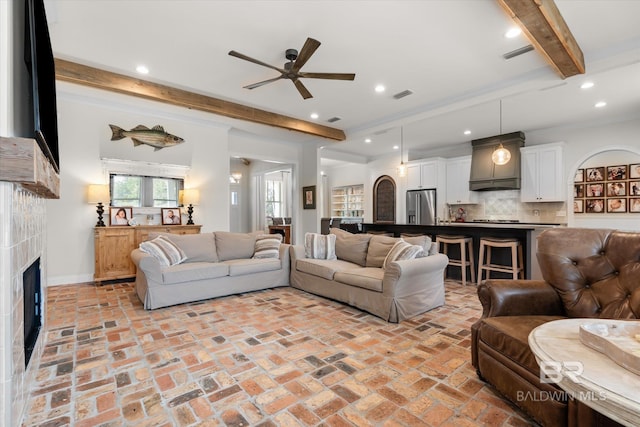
[87,184,109,204]
[181,188,200,206]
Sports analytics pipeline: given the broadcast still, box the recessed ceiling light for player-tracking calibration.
[136,65,149,74]
[595,101,607,108]
[464,130,471,135]
[375,85,385,93]
[364,138,372,143]
[581,82,594,89]
[505,27,522,38]
[310,112,319,119]
[393,145,399,150]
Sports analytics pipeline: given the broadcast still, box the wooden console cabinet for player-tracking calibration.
[94,225,201,283]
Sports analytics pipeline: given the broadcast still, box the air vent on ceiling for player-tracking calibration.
[503,44,535,60]
[373,128,390,135]
[327,116,341,123]
[393,89,414,99]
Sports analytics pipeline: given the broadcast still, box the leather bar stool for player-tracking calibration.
[477,237,523,285]
[436,235,475,286]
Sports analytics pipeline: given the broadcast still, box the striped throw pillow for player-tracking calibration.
[382,240,424,269]
[304,233,337,260]
[139,236,187,267]
[253,234,282,259]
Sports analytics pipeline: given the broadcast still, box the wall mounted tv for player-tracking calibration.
[24,0,60,173]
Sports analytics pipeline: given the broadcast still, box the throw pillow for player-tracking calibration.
[330,228,371,266]
[382,240,424,269]
[253,234,282,259]
[139,236,187,267]
[304,233,337,260]
[365,235,399,268]
[401,234,433,254]
[214,231,262,261]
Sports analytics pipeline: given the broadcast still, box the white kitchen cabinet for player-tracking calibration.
[407,160,442,190]
[446,156,477,204]
[520,142,565,202]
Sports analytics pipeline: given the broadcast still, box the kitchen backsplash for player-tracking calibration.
[451,190,567,223]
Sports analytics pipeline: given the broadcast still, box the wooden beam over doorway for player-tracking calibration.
[54,58,346,141]
[498,0,585,78]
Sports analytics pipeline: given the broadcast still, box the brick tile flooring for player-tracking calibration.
[23,281,537,426]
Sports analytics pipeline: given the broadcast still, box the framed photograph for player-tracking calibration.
[574,168,584,183]
[629,181,640,196]
[303,185,316,210]
[110,207,132,226]
[585,167,605,182]
[606,181,626,197]
[630,198,640,213]
[585,199,605,214]
[573,184,585,198]
[161,208,182,225]
[585,183,604,197]
[607,165,627,181]
[630,164,640,179]
[606,198,627,213]
[573,199,584,213]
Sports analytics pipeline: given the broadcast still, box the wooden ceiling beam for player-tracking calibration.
[498,0,585,78]
[54,58,346,141]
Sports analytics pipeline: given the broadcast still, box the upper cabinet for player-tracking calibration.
[520,142,565,202]
[407,159,444,190]
[446,156,477,204]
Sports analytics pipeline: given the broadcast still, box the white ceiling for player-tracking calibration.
[46,0,640,162]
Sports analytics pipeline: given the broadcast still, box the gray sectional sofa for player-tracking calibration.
[131,231,290,309]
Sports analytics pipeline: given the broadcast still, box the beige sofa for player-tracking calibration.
[289,229,449,322]
[131,231,290,309]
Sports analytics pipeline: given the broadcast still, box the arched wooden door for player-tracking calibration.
[373,175,396,223]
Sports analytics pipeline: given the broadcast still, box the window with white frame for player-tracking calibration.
[265,179,283,217]
[110,174,183,207]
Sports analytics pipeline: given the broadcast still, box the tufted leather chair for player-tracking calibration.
[471,228,640,427]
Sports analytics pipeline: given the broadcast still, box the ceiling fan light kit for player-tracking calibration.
[229,37,355,99]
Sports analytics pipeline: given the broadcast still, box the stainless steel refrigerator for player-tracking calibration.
[406,189,437,225]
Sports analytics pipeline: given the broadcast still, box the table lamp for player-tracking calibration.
[181,188,200,225]
[87,184,110,227]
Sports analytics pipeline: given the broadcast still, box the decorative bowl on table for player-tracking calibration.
[579,321,640,375]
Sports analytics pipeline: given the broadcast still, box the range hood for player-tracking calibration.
[469,131,525,191]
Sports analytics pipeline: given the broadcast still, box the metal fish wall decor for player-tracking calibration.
[109,124,184,151]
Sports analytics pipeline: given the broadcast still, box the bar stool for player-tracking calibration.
[477,237,524,285]
[436,235,475,286]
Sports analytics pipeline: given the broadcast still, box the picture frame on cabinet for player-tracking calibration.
[110,207,132,226]
[606,182,626,197]
[161,208,182,225]
[606,198,626,213]
[585,199,605,213]
[585,167,605,182]
[630,181,640,196]
[574,169,584,183]
[630,198,640,213]
[606,165,627,181]
[630,164,640,179]
[586,183,604,197]
[573,199,584,213]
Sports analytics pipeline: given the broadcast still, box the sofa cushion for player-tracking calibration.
[295,258,357,280]
[334,268,384,292]
[215,231,260,261]
[253,234,282,259]
[149,232,218,263]
[366,235,399,268]
[478,316,565,377]
[382,241,424,269]
[330,228,371,267]
[401,235,435,256]
[161,261,229,284]
[304,233,337,260]
[224,258,282,276]
[139,236,187,267]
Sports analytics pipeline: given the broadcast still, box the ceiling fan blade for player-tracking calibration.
[299,72,356,81]
[243,76,283,90]
[293,79,313,99]
[291,38,321,73]
[228,50,285,74]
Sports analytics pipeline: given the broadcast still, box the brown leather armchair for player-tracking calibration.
[471,228,640,427]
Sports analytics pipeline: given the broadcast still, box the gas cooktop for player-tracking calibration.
[472,219,521,223]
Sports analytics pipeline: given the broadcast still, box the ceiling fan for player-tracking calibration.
[228,37,355,100]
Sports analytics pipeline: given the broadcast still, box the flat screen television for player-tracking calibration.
[23,0,60,173]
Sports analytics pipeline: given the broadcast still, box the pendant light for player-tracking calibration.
[397,126,407,177]
[492,100,511,165]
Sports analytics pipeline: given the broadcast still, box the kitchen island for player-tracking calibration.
[361,222,564,280]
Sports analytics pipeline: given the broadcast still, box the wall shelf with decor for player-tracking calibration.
[331,184,364,218]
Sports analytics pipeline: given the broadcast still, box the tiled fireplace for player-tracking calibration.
[0,182,48,426]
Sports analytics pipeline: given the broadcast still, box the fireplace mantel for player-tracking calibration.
[0,136,60,198]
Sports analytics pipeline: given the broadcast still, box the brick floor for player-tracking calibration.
[22,281,537,426]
